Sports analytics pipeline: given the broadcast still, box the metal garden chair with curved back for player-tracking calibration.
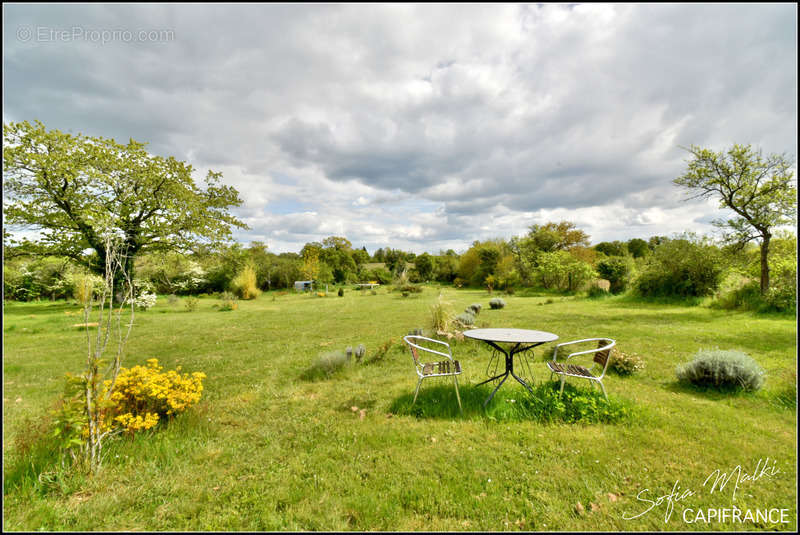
[546,338,616,400]
[403,335,463,412]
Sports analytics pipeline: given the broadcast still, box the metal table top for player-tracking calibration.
[462,328,559,344]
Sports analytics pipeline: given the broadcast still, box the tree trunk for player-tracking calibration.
[759,233,771,296]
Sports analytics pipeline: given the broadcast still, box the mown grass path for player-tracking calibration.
[3,287,796,530]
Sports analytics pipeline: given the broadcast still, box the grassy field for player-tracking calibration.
[2,286,797,531]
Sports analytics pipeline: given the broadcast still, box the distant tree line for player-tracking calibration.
[5,222,796,313]
[3,121,795,313]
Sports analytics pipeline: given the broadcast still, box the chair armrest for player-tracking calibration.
[555,338,607,349]
[565,348,603,361]
[553,339,615,362]
[403,336,453,360]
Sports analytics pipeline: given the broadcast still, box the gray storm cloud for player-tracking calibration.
[3,3,796,253]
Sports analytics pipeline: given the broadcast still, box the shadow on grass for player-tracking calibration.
[388,381,634,424]
[663,380,762,401]
[665,379,798,412]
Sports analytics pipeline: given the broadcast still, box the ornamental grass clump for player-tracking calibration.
[231,263,261,300]
[676,348,765,391]
[489,297,506,309]
[354,344,366,363]
[301,350,351,381]
[429,294,454,333]
[70,272,105,306]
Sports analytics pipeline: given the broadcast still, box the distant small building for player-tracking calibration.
[294,280,314,292]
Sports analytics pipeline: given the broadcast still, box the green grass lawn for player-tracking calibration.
[2,287,797,531]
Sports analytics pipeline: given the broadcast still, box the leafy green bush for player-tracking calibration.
[218,291,238,311]
[596,257,632,294]
[634,237,724,297]
[184,296,199,311]
[391,382,633,424]
[714,280,762,311]
[534,251,597,292]
[676,348,765,391]
[366,267,393,285]
[608,348,645,375]
[395,284,423,294]
[489,297,506,309]
[587,285,611,299]
[715,233,796,314]
[3,257,76,301]
[300,350,351,381]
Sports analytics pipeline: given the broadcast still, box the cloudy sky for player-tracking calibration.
[3,3,797,254]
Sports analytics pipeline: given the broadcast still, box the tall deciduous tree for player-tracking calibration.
[674,144,796,294]
[3,120,246,286]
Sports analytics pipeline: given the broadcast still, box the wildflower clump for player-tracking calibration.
[102,358,206,434]
[608,348,645,375]
[132,290,158,310]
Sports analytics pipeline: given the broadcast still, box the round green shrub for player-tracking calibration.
[467,303,482,315]
[489,297,506,309]
[454,311,475,326]
[676,349,765,391]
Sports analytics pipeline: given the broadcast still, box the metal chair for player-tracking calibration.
[546,338,615,400]
[403,335,463,412]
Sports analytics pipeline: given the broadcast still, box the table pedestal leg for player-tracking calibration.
[476,372,506,386]
[483,372,508,407]
[479,343,541,407]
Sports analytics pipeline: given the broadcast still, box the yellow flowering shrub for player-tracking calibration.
[101,358,206,434]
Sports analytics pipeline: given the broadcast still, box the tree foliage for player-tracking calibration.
[3,120,246,282]
[674,144,796,294]
[634,236,725,298]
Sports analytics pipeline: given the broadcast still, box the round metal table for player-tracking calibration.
[463,328,559,407]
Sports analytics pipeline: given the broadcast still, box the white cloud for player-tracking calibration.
[3,3,796,254]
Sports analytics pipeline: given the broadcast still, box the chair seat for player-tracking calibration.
[422,360,462,376]
[547,361,596,378]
